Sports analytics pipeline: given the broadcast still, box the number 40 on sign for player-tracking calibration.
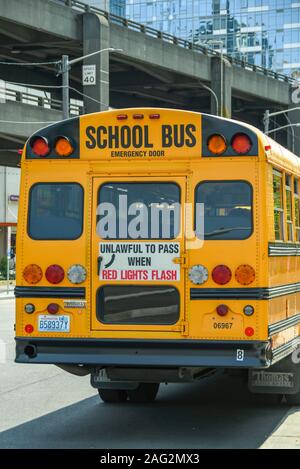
[82,65,96,86]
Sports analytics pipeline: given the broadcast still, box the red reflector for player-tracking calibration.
[45,265,65,284]
[18,149,23,155]
[149,114,160,119]
[47,303,59,314]
[31,137,50,157]
[133,114,144,119]
[212,265,232,285]
[231,133,252,154]
[25,324,34,334]
[216,304,229,317]
[117,114,128,120]
[265,145,271,151]
[245,327,254,337]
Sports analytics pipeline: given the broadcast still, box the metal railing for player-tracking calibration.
[60,0,294,84]
[1,85,84,115]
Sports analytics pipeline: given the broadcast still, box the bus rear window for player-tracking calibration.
[98,182,180,239]
[195,181,252,240]
[28,183,83,240]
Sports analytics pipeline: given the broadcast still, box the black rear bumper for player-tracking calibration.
[15,337,272,369]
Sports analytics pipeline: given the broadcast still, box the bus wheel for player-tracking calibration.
[127,383,160,403]
[98,388,127,403]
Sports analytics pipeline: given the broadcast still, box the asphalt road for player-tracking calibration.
[0,298,299,449]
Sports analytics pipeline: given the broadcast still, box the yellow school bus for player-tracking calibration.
[15,108,300,404]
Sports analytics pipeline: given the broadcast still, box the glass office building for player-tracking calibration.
[125,1,300,76]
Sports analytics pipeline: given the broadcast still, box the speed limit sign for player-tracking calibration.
[82,65,96,86]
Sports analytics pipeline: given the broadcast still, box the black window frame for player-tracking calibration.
[96,284,180,326]
[27,182,84,241]
[97,181,181,241]
[194,179,254,241]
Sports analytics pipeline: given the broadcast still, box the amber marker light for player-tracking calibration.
[235,264,255,285]
[207,134,227,155]
[55,137,74,157]
[23,264,43,284]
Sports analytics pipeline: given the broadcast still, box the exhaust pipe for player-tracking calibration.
[24,344,37,359]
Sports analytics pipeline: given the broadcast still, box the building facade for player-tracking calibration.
[0,167,20,261]
[125,0,300,76]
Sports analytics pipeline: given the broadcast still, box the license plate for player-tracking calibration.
[38,315,70,333]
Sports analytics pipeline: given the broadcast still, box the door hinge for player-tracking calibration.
[173,255,188,267]
[181,320,189,336]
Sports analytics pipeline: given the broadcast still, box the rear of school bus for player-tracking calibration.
[15,108,284,403]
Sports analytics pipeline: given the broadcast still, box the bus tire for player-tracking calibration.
[127,383,160,403]
[98,388,127,403]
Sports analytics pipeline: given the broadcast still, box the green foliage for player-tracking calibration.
[0,257,7,278]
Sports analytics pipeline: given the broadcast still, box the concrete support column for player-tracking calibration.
[288,84,300,156]
[210,57,232,118]
[83,13,110,113]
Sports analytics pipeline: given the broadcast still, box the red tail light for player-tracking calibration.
[30,136,50,157]
[47,303,59,314]
[231,133,252,154]
[245,327,254,337]
[212,265,232,285]
[216,304,229,316]
[45,265,65,284]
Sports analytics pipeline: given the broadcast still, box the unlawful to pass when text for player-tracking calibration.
[98,242,180,281]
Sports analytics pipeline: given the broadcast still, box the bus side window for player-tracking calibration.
[273,170,284,241]
[294,178,300,241]
[285,174,293,241]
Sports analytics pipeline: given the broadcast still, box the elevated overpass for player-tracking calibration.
[0,0,297,166]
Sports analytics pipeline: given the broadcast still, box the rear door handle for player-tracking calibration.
[97,256,103,276]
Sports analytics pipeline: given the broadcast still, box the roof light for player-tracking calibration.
[117,114,128,120]
[55,137,74,157]
[212,265,232,285]
[45,264,65,284]
[23,264,43,284]
[207,134,227,155]
[149,113,160,119]
[47,303,59,314]
[216,304,229,317]
[67,264,87,284]
[231,133,252,154]
[30,136,50,157]
[188,265,208,285]
[235,265,255,285]
[133,113,144,119]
